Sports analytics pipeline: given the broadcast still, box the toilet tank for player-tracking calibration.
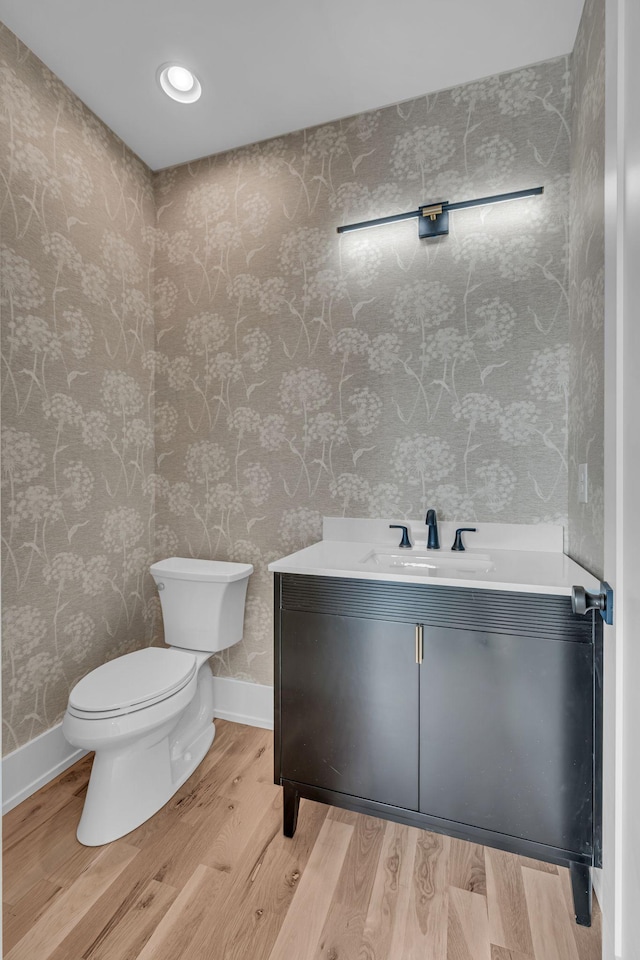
[149,558,253,653]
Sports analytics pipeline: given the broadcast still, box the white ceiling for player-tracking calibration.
[0,0,585,171]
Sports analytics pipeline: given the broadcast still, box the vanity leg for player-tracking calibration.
[283,784,300,838]
[569,862,592,926]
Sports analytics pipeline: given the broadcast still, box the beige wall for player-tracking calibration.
[152,56,572,686]
[1,25,157,752]
[567,0,606,577]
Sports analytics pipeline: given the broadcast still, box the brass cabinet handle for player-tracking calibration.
[415,623,424,664]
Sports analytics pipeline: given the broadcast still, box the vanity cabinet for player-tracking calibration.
[418,624,593,854]
[274,573,602,926]
[281,610,419,810]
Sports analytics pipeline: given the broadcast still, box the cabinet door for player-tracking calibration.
[419,626,593,854]
[280,610,419,810]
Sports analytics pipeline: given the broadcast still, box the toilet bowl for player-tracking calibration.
[62,557,252,846]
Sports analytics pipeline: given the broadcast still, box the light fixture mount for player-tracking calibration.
[157,62,202,104]
[337,186,544,240]
[419,203,449,238]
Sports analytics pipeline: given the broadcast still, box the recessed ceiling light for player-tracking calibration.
[157,62,202,104]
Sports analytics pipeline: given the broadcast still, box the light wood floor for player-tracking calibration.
[3,720,601,960]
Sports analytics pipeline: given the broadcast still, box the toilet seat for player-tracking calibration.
[67,647,197,720]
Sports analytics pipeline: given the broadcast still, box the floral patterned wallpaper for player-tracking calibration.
[1,25,157,752]
[3,15,600,749]
[568,0,605,577]
[153,55,573,686]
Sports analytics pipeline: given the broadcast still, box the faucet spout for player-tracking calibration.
[425,509,440,550]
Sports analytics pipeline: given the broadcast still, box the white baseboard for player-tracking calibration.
[212,677,274,730]
[2,679,273,814]
[2,722,87,815]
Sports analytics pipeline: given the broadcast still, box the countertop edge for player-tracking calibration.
[268,564,579,596]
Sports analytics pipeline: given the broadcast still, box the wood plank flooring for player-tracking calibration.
[2,721,601,960]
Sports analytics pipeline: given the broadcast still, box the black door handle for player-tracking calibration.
[571,582,613,625]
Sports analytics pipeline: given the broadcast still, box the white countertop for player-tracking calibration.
[268,518,600,596]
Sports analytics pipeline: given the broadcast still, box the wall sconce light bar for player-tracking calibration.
[336,186,544,239]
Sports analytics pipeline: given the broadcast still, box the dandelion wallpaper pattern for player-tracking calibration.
[2,11,605,752]
[568,0,605,577]
[1,25,157,751]
[153,55,573,686]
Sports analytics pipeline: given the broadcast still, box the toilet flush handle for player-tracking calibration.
[157,582,165,591]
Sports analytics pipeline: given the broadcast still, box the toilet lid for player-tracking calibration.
[69,647,197,715]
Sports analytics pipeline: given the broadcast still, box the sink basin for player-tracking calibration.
[359,549,495,575]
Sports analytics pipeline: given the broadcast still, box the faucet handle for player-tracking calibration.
[389,524,412,548]
[451,528,477,551]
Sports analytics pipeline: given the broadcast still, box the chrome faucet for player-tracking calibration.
[425,509,439,549]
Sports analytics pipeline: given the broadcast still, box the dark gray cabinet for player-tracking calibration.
[280,611,419,810]
[274,573,602,926]
[418,625,593,854]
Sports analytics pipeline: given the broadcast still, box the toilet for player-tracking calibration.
[62,556,253,846]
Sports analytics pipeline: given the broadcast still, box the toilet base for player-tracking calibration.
[77,721,215,846]
[74,662,216,846]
